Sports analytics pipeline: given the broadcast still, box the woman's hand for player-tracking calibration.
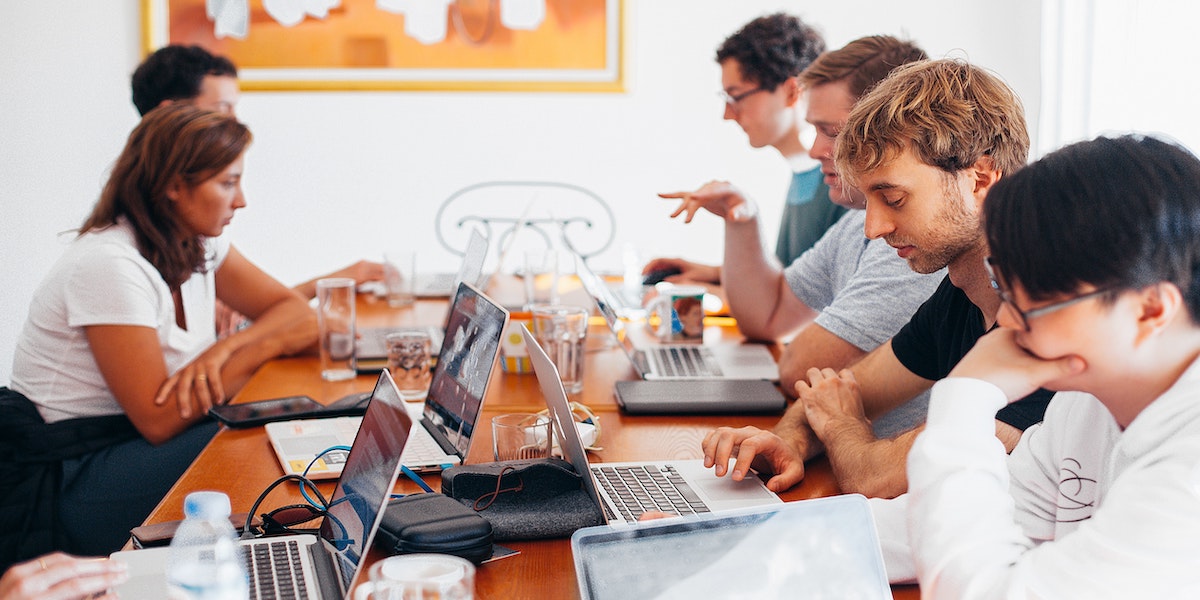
[153,340,235,419]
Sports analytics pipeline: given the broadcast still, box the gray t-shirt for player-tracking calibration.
[784,210,944,351]
[783,210,943,437]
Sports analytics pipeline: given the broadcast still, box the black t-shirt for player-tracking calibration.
[891,276,1052,430]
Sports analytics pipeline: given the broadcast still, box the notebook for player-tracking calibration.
[268,282,509,479]
[613,379,786,415]
[571,494,890,600]
[110,369,413,600]
[356,227,489,370]
[574,254,778,381]
[522,325,781,525]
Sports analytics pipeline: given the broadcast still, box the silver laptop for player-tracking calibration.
[111,369,413,600]
[522,325,781,525]
[267,282,509,478]
[356,228,489,370]
[574,254,778,381]
[415,226,489,298]
[571,495,890,600]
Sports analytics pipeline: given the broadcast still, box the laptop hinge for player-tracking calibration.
[311,541,342,600]
[423,417,463,457]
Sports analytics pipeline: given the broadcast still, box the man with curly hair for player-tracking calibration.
[702,59,1053,499]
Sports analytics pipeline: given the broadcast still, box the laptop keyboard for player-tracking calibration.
[245,539,311,600]
[592,464,711,522]
[418,273,456,293]
[649,346,723,378]
[401,428,451,464]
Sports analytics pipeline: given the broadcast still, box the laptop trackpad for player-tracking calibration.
[675,462,779,503]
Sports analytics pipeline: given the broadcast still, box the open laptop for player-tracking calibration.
[415,226,489,298]
[522,325,781,525]
[356,227,489,370]
[111,369,413,600]
[574,254,778,381]
[267,282,509,479]
[571,495,890,600]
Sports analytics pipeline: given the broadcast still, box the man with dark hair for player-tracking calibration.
[874,134,1200,594]
[702,59,1052,499]
[131,45,239,116]
[663,36,940,437]
[644,13,841,288]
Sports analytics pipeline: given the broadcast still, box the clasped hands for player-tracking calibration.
[154,311,320,420]
[699,330,1087,494]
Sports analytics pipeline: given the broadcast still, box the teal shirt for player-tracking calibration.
[774,166,846,266]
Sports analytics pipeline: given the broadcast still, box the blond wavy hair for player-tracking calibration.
[835,58,1028,187]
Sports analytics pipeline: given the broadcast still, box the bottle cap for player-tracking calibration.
[183,491,232,520]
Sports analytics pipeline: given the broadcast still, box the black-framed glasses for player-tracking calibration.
[261,503,327,536]
[718,86,767,108]
[984,257,1115,332]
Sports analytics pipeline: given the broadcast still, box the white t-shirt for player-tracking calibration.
[11,220,229,423]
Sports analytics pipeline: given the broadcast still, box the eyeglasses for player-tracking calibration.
[261,503,327,536]
[718,87,767,108]
[984,257,1115,332]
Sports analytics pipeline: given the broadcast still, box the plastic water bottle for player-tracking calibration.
[166,491,249,600]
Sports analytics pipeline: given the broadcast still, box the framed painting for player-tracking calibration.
[141,0,625,92]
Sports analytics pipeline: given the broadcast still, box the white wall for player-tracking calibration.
[0,1,1042,383]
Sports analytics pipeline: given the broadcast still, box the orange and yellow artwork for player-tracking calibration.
[142,0,624,91]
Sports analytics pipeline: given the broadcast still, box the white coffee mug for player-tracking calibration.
[648,283,706,341]
[354,554,474,600]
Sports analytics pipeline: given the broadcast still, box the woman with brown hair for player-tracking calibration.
[5,103,315,559]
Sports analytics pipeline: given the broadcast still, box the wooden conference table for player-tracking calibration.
[141,290,920,599]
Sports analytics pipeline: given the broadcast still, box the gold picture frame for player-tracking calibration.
[141,0,624,92]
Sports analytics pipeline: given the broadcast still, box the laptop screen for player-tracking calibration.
[320,369,413,594]
[571,495,890,600]
[456,227,489,290]
[572,254,642,364]
[423,282,509,458]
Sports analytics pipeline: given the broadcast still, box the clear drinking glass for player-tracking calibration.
[530,304,589,394]
[386,330,432,398]
[316,277,356,381]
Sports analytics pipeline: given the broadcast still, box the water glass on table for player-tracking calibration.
[522,250,561,307]
[316,277,356,381]
[531,304,589,394]
[491,413,552,461]
[383,251,417,308]
[386,330,432,399]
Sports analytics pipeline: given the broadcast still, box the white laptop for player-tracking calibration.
[522,325,781,525]
[415,226,490,298]
[571,495,890,600]
[111,369,413,600]
[574,254,778,381]
[356,227,490,370]
[267,282,509,479]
